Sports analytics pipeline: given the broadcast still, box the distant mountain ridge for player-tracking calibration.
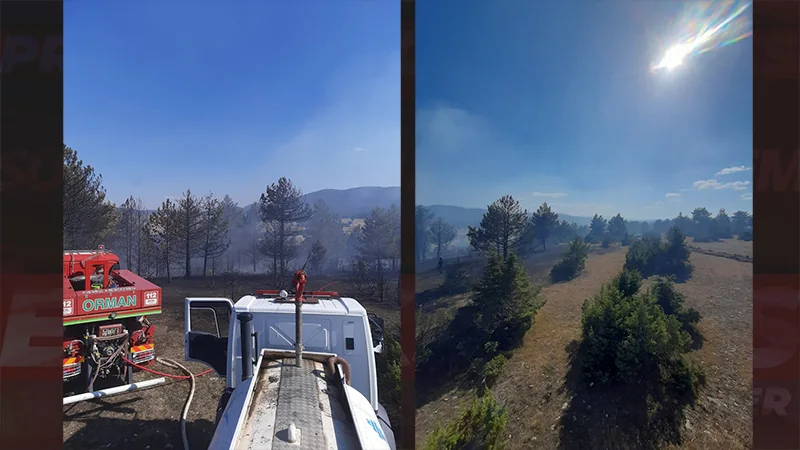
[303,186,400,218]
[425,204,593,229]
[298,187,596,226]
[141,187,599,225]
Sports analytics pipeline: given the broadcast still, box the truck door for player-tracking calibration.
[184,297,233,376]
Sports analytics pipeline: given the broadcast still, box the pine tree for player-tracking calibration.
[176,190,205,276]
[63,144,118,248]
[259,177,313,283]
[607,214,627,242]
[467,195,527,259]
[428,217,457,259]
[199,194,231,277]
[144,199,180,282]
[531,202,559,250]
[587,214,607,242]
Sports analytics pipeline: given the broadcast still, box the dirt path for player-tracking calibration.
[492,249,628,449]
[669,252,752,449]
[489,249,752,450]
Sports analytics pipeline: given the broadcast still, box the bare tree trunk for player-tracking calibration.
[165,251,172,282]
[210,258,216,287]
[203,233,210,277]
[185,225,192,277]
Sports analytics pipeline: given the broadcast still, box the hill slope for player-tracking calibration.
[303,186,400,218]
[233,186,400,219]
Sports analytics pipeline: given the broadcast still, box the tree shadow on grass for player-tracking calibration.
[687,325,705,351]
[668,270,693,284]
[415,321,476,408]
[557,340,703,450]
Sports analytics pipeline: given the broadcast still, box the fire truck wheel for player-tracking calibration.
[215,387,234,425]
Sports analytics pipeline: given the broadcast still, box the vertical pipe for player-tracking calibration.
[238,312,254,381]
[293,270,306,368]
[295,301,303,367]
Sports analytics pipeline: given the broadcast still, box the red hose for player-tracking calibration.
[122,355,214,380]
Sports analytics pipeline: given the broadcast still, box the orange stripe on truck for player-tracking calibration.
[62,356,84,365]
[131,343,154,353]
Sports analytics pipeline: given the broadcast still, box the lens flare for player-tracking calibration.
[651,0,752,73]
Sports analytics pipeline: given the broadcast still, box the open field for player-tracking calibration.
[416,241,752,449]
[64,275,399,450]
[688,237,752,262]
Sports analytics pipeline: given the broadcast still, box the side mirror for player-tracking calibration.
[368,313,385,353]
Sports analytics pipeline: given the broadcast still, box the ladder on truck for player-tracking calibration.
[225,350,392,450]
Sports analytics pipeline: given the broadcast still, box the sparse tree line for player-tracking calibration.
[584,207,753,246]
[461,195,753,261]
[414,205,458,261]
[465,196,580,259]
[649,207,753,242]
[63,145,400,300]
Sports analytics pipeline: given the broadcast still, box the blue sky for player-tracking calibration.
[416,1,753,220]
[65,0,399,209]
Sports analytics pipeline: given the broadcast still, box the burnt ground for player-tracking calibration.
[416,241,752,450]
[63,275,400,450]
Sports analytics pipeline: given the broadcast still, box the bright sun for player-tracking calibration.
[658,44,691,71]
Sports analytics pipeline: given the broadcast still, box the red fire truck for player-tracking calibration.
[63,246,162,394]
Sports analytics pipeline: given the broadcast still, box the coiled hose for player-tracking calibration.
[156,357,196,450]
[121,354,216,450]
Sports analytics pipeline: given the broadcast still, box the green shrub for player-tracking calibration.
[419,253,541,381]
[550,237,590,282]
[623,226,693,280]
[661,227,693,279]
[650,277,702,345]
[442,259,471,294]
[738,230,753,241]
[425,392,507,450]
[623,236,661,276]
[601,234,610,248]
[375,334,401,426]
[580,284,703,396]
[466,341,505,387]
[621,232,632,246]
[483,354,507,386]
[472,253,540,351]
[612,268,642,298]
[415,309,453,372]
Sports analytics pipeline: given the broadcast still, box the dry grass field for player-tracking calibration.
[416,239,752,450]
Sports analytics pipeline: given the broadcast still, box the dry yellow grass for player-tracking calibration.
[417,246,752,449]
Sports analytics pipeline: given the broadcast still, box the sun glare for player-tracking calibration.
[659,44,690,70]
[649,1,752,74]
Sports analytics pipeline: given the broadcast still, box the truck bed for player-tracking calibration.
[235,358,362,450]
